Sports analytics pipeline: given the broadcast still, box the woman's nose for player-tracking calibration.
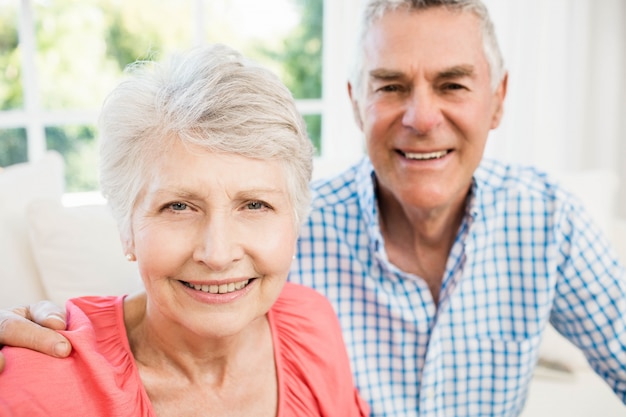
[192,217,244,271]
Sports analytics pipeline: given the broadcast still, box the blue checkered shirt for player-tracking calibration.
[289,157,626,417]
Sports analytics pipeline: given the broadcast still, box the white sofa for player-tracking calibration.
[0,151,143,308]
[1,151,626,415]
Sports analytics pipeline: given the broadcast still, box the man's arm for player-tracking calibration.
[0,301,71,373]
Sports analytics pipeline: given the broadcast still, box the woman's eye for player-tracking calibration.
[169,202,187,211]
[246,201,266,210]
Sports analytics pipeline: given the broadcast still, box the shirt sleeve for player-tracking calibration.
[551,198,626,402]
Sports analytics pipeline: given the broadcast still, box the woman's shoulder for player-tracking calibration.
[271,283,339,329]
[62,295,126,343]
[0,295,151,416]
[270,283,344,384]
[276,281,333,304]
[270,283,369,416]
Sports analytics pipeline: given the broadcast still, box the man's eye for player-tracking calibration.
[378,84,401,93]
[443,83,465,91]
[170,202,187,211]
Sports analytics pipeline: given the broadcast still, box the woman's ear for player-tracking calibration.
[120,233,135,261]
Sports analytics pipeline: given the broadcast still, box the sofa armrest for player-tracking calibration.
[522,368,626,417]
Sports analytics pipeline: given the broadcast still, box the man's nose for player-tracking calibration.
[401,89,443,135]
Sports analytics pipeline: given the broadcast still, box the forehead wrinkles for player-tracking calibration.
[364,10,487,79]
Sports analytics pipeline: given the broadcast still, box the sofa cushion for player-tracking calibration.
[0,151,64,307]
[551,169,619,237]
[25,199,143,306]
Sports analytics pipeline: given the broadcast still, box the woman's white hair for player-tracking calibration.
[350,0,506,98]
[98,43,314,240]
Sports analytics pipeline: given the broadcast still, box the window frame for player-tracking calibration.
[2,0,364,187]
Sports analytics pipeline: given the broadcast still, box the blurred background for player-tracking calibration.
[1,0,625,215]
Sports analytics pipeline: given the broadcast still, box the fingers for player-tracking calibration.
[29,301,67,330]
[0,303,71,360]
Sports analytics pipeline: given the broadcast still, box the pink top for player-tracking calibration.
[0,283,369,417]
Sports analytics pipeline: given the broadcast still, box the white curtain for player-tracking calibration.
[483,0,626,216]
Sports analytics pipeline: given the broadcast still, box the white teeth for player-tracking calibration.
[404,150,448,160]
[187,280,250,294]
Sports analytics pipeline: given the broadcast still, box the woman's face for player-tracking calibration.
[129,141,298,339]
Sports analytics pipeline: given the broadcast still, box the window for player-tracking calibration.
[0,0,364,195]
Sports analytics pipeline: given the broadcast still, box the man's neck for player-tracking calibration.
[377,188,468,304]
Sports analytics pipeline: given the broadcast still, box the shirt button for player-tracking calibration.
[425,387,435,399]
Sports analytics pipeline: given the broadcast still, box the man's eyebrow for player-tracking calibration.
[437,65,475,80]
[368,65,476,82]
[368,68,406,81]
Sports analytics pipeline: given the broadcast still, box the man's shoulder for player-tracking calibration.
[476,159,564,199]
[309,158,369,211]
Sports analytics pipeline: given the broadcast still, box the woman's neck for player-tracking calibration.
[122,292,278,417]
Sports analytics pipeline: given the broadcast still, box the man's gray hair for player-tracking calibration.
[350,0,505,97]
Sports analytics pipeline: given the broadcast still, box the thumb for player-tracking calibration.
[0,303,72,361]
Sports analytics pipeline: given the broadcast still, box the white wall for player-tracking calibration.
[483,0,626,215]
[315,0,364,177]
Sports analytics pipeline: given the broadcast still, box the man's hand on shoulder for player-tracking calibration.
[0,301,71,373]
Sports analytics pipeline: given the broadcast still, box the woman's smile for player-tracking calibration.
[180,279,252,294]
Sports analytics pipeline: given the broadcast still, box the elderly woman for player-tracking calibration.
[0,44,369,417]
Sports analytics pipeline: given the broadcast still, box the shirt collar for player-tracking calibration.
[354,157,385,250]
[353,157,509,243]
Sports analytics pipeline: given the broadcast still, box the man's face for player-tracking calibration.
[350,7,507,215]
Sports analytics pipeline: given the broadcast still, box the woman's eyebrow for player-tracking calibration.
[236,187,288,199]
